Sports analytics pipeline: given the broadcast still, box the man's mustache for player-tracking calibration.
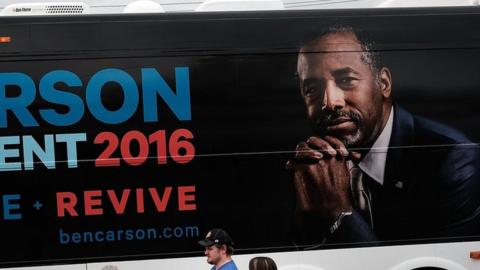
[316,109,361,127]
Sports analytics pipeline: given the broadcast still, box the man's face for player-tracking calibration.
[204,245,224,265]
[297,31,390,148]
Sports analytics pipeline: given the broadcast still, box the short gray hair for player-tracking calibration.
[300,25,381,82]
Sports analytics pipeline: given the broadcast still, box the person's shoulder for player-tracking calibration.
[221,260,238,270]
[228,260,238,270]
[393,105,472,145]
[413,114,472,145]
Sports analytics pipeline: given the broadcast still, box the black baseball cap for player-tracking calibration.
[198,228,234,247]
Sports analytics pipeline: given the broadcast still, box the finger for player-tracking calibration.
[306,136,337,156]
[295,142,323,161]
[295,149,323,161]
[295,141,310,154]
[290,159,332,191]
[349,151,362,163]
[285,159,293,171]
[327,158,351,188]
[293,170,312,211]
[324,136,349,157]
[287,155,321,172]
[286,159,311,170]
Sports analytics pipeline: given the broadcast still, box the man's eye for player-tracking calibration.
[337,77,356,86]
[304,87,316,96]
[303,84,322,96]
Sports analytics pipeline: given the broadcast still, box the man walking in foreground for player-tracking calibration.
[199,228,238,270]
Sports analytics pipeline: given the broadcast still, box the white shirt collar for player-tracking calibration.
[358,107,394,185]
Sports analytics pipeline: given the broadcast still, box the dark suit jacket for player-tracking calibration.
[306,105,480,244]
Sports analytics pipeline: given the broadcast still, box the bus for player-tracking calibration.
[0,1,479,269]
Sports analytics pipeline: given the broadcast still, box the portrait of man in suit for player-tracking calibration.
[287,26,480,245]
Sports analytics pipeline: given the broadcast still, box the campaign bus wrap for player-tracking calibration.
[0,7,479,267]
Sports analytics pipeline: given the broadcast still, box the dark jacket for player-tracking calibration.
[330,105,480,244]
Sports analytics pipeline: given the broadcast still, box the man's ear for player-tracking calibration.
[220,244,228,254]
[378,67,392,98]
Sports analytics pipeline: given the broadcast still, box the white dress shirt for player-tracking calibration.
[357,107,394,186]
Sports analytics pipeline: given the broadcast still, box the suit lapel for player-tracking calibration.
[384,105,415,191]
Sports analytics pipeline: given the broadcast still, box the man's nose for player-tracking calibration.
[322,81,345,111]
[204,249,208,255]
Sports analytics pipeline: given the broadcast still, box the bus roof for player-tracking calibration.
[0,0,478,15]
